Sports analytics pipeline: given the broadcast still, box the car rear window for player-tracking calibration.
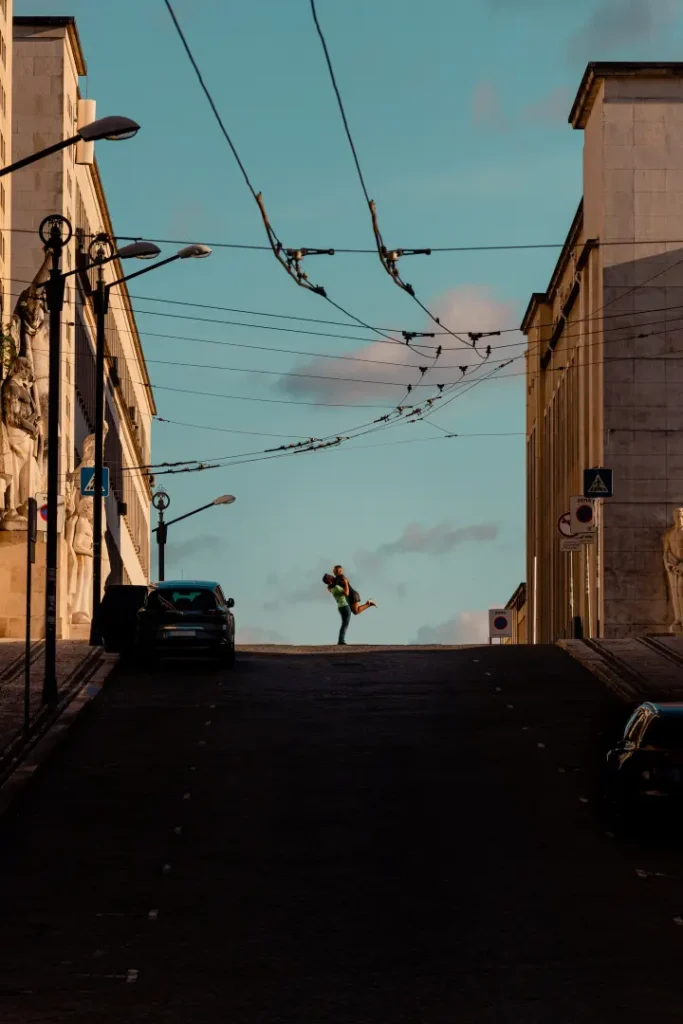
[147,589,217,613]
[642,717,683,750]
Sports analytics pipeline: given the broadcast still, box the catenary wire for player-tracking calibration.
[162,0,419,353]
[308,0,485,358]
[8,276,683,350]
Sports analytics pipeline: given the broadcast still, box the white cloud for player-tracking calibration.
[372,521,499,563]
[276,286,520,403]
[414,611,489,645]
[237,625,287,645]
[522,86,574,125]
[567,0,677,60]
[471,80,508,130]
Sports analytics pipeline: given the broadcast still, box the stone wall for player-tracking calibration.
[581,74,683,635]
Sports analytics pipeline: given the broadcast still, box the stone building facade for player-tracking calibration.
[524,63,683,642]
[0,16,154,637]
[0,0,12,366]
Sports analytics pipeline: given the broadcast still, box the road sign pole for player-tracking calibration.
[24,498,37,733]
[585,541,592,638]
[595,499,601,637]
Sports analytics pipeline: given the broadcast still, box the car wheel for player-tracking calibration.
[218,642,236,669]
[137,649,157,673]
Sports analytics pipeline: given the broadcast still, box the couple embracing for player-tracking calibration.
[322,564,377,646]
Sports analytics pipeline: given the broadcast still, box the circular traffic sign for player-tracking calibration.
[576,505,593,524]
[493,614,509,631]
[39,504,48,522]
[558,512,574,538]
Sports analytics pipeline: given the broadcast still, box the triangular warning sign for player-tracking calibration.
[587,473,609,495]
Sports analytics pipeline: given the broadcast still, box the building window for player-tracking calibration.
[1,183,5,211]
[0,83,6,115]
[0,231,5,263]
[0,132,5,166]
[0,1,6,20]
[0,32,6,67]
[66,171,72,196]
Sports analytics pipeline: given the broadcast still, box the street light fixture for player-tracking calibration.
[152,491,236,582]
[89,240,213,644]
[0,116,140,178]
[38,223,159,706]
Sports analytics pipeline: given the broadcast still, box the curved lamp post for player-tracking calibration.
[0,116,140,178]
[89,241,213,645]
[152,492,236,582]
[40,222,158,705]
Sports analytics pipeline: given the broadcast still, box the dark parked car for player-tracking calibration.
[136,580,236,667]
[606,702,683,814]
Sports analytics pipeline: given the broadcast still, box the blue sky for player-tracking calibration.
[17,0,683,644]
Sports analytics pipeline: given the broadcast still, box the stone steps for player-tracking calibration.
[558,636,683,703]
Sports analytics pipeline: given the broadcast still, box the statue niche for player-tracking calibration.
[0,251,50,527]
[0,357,42,529]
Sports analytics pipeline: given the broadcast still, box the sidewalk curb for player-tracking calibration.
[0,651,119,820]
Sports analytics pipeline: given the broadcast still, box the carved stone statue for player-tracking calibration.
[65,428,111,625]
[663,507,683,635]
[11,251,50,461]
[0,356,43,529]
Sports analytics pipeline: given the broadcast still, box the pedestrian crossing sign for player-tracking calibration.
[583,467,612,499]
[80,467,110,497]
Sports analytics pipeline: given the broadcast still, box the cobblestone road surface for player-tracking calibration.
[1,644,683,1022]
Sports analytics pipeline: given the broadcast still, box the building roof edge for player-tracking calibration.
[521,199,584,334]
[570,61,683,129]
[13,16,87,75]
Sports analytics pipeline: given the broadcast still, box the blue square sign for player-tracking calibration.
[80,466,110,497]
[583,467,613,498]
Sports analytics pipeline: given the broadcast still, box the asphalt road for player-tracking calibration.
[1,644,683,1023]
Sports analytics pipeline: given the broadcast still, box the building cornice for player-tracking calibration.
[520,199,584,334]
[13,16,87,75]
[570,61,683,129]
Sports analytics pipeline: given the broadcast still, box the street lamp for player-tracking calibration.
[38,218,158,705]
[152,491,236,582]
[89,239,213,645]
[0,116,140,178]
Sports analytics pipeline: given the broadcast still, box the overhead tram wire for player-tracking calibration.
[117,340,683,479]
[124,421,528,480]
[29,316,683,419]
[154,418,314,441]
[309,0,494,365]
[162,0,419,355]
[7,275,683,350]
[3,222,671,255]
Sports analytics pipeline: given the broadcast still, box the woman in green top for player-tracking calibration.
[323,573,352,645]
